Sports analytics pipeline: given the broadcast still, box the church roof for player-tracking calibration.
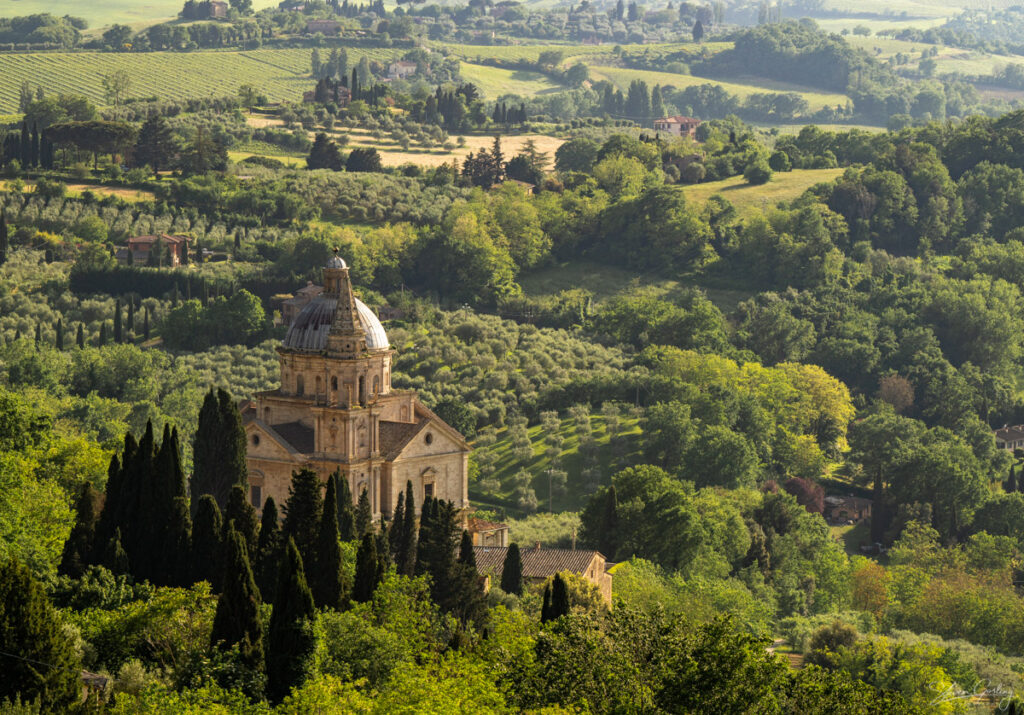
[272,421,315,454]
[379,419,428,460]
[473,546,604,580]
[282,296,389,351]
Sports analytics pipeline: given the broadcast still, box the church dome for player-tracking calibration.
[326,254,348,269]
[282,296,389,351]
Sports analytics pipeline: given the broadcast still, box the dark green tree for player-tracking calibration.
[113,298,123,343]
[224,484,259,558]
[75,322,84,349]
[54,318,63,351]
[266,538,317,703]
[355,487,372,538]
[458,530,475,567]
[283,468,322,568]
[98,321,107,345]
[143,306,150,340]
[0,209,8,266]
[211,526,264,670]
[58,481,101,578]
[351,531,381,603]
[256,497,283,603]
[388,491,406,564]
[500,542,523,596]
[333,471,355,542]
[0,558,81,711]
[191,494,224,590]
[102,528,130,574]
[1008,465,1018,493]
[398,480,417,576]
[191,388,248,512]
[311,477,347,610]
[545,573,571,622]
[307,132,343,171]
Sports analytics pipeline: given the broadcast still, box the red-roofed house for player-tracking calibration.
[474,545,613,602]
[653,115,702,139]
[117,234,190,267]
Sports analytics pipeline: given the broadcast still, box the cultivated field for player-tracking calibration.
[681,167,846,217]
[0,48,404,113]
[0,0,278,27]
[587,66,850,113]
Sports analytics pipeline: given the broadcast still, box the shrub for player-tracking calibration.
[744,159,772,185]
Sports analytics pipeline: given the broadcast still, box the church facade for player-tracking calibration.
[242,254,471,520]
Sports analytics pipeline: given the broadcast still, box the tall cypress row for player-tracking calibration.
[211,526,265,670]
[266,538,317,703]
[398,480,417,576]
[58,481,101,578]
[191,388,248,511]
[311,476,347,610]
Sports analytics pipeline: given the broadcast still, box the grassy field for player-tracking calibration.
[587,66,850,112]
[0,48,404,113]
[458,62,564,98]
[520,260,756,313]
[681,168,846,218]
[0,0,279,27]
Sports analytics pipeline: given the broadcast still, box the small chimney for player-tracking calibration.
[571,529,577,551]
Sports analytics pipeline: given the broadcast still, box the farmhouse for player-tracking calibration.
[117,234,190,267]
[995,424,1024,451]
[653,115,702,139]
[823,495,873,525]
[473,545,613,602]
[305,19,342,34]
[388,61,418,80]
[243,253,472,521]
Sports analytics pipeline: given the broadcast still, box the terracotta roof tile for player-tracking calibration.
[473,546,602,580]
[272,421,315,454]
[379,419,426,460]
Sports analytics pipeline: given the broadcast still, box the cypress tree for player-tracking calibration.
[355,487,372,537]
[541,583,552,623]
[102,528,130,574]
[34,322,40,345]
[266,538,317,703]
[191,388,248,512]
[0,209,8,266]
[415,496,436,578]
[211,526,265,670]
[333,470,355,542]
[458,530,475,567]
[1009,465,1018,493]
[99,321,107,345]
[500,543,523,596]
[191,495,224,590]
[549,573,570,621]
[145,424,189,586]
[224,484,259,558]
[127,298,135,339]
[256,497,283,603]
[351,531,380,603]
[58,481,101,578]
[143,306,150,340]
[398,480,417,575]
[283,468,323,568]
[311,477,346,610]
[54,318,63,350]
[598,485,619,560]
[113,298,122,343]
[120,421,155,574]
[0,558,81,711]
[388,491,405,563]
[76,322,84,348]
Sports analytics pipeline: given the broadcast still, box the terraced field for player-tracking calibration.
[588,66,850,113]
[0,48,404,113]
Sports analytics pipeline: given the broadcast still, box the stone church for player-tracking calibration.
[242,253,471,520]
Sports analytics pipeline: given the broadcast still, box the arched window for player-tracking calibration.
[331,376,338,391]
[296,374,305,396]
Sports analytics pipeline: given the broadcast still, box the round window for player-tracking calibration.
[252,434,261,446]
[425,433,434,445]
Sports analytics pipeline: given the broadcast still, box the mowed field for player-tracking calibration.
[0,0,279,27]
[0,48,407,114]
[458,63,563,98]
[587,66,850,112]
[681,168,846,218]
